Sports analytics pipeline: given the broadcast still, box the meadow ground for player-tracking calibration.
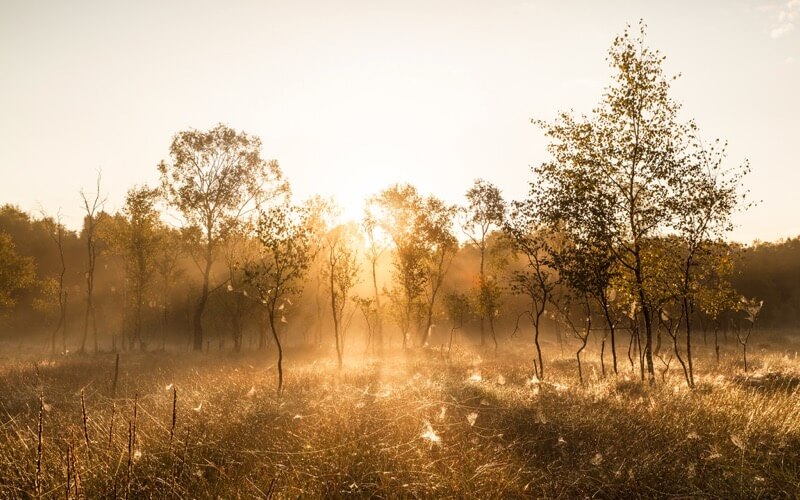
[1,332,799,498]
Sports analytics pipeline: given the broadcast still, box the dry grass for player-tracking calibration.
[1,335,799,498]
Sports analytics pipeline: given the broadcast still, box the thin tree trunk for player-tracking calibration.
[601,300,618,375]
[479,248,486,347]
[370,257,383,353]
[633,239,656,383]
[669,322,691,388]
[683,297,695,387]
[641,305,655,384]
[52,306,64,355]
[610,326,617,375]
[193,256,212,351]
[330,256,343,370]
[635,326,645,382]
[627,328,636,373]
[742,344,748,373]
[268,302,284,394]
[576,311,591,384]
[62,291,69,354]
[600,333,606,377]
[533,308,544,379]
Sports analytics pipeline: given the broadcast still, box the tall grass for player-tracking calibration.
[0,337,798,498]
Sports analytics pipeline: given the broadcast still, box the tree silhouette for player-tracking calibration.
[461,179,505,346]
[532,22,748,384]
[244,204,315,393]
[323,222,361,369]
[79,174,106,353]
[158,124,287,351]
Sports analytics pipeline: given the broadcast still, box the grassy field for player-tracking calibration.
[1,333,799,498]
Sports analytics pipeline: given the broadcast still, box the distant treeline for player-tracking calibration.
[733,238,800,328]
[0,203,795,344]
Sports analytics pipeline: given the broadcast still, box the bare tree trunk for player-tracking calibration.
[683,297,695,387]
[739,323,754,373]
[576,341,585,384]
[533,306,544,380]
[627,327,635,373]
[600,300,618,375]
[370,257,383,353]
[665,318,691,388]
[422,303,435,347]
[641,305,655,384]
[479,249,486,347]
[52,301,64,355]
[401,299,411,350]
[576,312,591,384]
[330,261,343,370]
[314,270,323,346]
[268,301,284,394]
[422,250,450,347]
[80,179,104,354]
[633,323,645,382]
[50,221,67,355]
[193,256,212,351]
[742,344,748,373]
[600,332,606,377]
[633,240,655,383]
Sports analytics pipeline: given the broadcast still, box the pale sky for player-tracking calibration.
[1,0,798,243]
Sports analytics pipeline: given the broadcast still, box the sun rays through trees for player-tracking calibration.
[1,19,796,498]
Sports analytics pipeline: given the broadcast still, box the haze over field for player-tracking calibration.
[1,0,799,242]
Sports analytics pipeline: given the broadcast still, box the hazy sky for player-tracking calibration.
[1,0,798,243]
